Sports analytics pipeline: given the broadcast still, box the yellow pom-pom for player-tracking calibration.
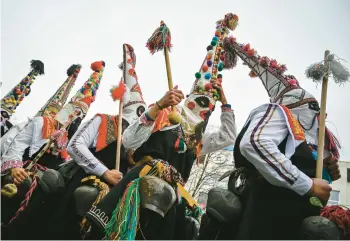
[168,111,182,125]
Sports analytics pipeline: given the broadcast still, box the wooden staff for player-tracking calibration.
[316,50,330,178]
[146,21,181,124]
[115,98,123,171]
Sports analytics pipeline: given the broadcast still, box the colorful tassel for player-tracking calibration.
[321,205,350,240]
[105,179,141,240]
[146,21,172,55]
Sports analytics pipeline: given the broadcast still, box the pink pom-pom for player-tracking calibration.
[288,79,297,86]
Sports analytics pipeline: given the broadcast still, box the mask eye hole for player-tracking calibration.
[137,106,145,117]
[194,97,210,108]
[308,101,320,112]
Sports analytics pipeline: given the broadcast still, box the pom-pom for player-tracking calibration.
[207,45,213,51]
[204,73,211,80]
[277,64,287,75]
[202,65,209,72]
[67,64,81,76]
[168,111,182,125]
[269,59,278,69]
[215,31,221,37]
[212,36,219,42]
[259,56,270,68]
[242,44,250,52]
[146,21,172,54]
[30,60,45,75]
[207,60,213,67]
[91,61,105,72]
[247,49,255,57]
[218,62,224,69]
[211,40,217,47]
[195,72,201,79]
[288,78,298,86]
[217,74,223,79]
[205,83,213,90]
[305,63,325,82]
[220,54,225,61]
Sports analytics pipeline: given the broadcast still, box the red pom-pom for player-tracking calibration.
[187,101,195,110]
[205,83,213,90]
[202,65,209,72]
[243,44,251,52]
[91,61,104,71]
[220,54,225,61]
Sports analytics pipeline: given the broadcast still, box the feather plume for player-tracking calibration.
[30,60,45,75]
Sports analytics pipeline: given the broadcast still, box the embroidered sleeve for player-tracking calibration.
[1,120,35,175]
[200,106,237,156]
[239,104,312,196]
[67,116,108,177]
[122,111,155,150]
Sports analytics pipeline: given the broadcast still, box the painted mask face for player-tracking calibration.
[1,110,10,125]
[180,93,216,149]
[54,101,88,126]
[122,44,147,124]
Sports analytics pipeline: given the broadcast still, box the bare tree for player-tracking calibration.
[185,149,234,202]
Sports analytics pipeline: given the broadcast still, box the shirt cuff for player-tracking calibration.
[292,171,313,196]
[92,163,109,177]
[1,160,23,174]
[221,104,233,113]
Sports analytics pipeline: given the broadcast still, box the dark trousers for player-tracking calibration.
[236,179,320,240]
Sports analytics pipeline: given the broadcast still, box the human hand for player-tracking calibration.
[211,81,227,105]
[324,155,341,181]
[307,178,332,206]
[157,85,185,109]
[11,167,29,185]
[102,170,123,186]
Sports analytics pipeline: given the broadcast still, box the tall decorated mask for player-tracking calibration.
[55,61,105,126]
[36,64,82,118]
[120,44,147,124]
[180,13,239,153]
[223,36,341,158]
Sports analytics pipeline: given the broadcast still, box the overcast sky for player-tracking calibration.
[1,0,350,161]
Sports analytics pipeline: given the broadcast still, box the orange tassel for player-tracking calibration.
[111,80,126,101]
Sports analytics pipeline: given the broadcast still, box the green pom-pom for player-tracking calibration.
[211,40,217,47]
[195,72,201,79]
[218,62,224,69]
[218,66,223,71]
